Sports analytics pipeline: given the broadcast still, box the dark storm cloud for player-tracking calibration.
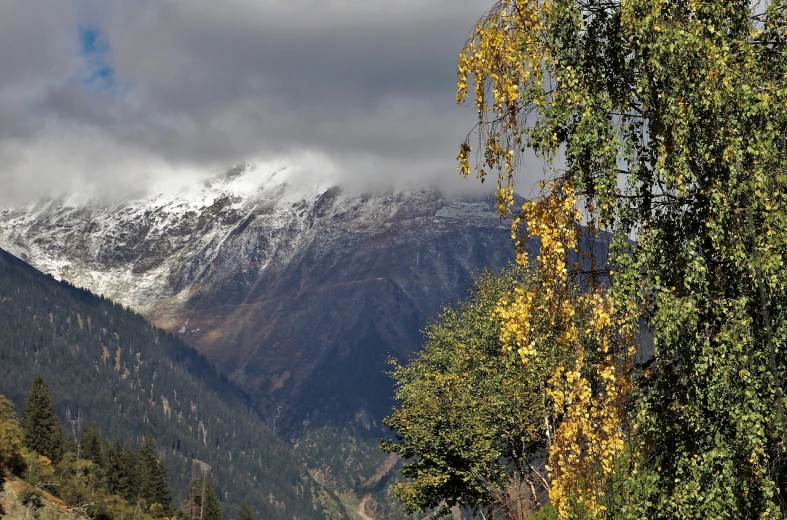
[0,0,530,204]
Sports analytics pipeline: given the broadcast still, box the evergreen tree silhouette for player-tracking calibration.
[182,475,203,520]
[21,376,62,462]
[106,441,132,499]
[139,431,173,515]
[202,477,223,520]
[182,472,223,520]
[79,421,103,466]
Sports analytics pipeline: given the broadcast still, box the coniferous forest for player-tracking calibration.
[1,376,176,518]
[0,248,350,519]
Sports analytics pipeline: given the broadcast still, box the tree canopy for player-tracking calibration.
[453,0,787,517]
[0,394,23,514]
[0,379,180,519]
[384,267,583,518]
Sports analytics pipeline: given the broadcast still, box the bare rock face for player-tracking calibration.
[0,165,524,430]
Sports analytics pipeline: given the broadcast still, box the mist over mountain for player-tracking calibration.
[0,164,525,427]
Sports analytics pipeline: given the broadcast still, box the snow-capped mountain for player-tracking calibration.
[0,164,523,428]
[0,164,335,313]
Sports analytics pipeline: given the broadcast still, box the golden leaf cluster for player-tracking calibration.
[494,181,633,518]
[456,0,550,198]
[458,5,636,515]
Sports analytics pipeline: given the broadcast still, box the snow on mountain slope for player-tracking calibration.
[0,164,329,312]
[0,164,522,428]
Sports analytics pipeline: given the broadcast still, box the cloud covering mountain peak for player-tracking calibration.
[0,0,543,206]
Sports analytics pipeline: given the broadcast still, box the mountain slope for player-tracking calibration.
[1,477,85,520]
[0,166,532,517]
[0,247,350,519]
[0,166,523,431]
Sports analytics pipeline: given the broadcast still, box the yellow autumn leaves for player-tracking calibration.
[456,0,551,193]
[456,3,634,517]
[454,0,787,515]
[495,182,633,519]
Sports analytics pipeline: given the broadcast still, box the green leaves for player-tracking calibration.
[459,0,787,516]
[0,395,23,491]
[383,267,573,517]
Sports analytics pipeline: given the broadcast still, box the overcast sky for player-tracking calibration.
[0,0,543,204]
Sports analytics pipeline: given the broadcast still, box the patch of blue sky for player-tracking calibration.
[77,25,118,92]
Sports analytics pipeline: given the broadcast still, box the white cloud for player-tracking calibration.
[0,0,545,204]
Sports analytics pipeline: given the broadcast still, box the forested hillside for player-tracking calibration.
[1,377,180,519]
[0,247,350,519]
[0,185,520,432]
[0,183,524,515]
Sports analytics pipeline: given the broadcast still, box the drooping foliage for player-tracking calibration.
[384,267,584,518]
[457,0,787,517]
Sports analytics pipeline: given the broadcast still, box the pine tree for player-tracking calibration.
[105,442,127,498]
[202,477,222,520]
[182,475,203,520]
[238,502,253,520]
[106,441,141,502]
[79,421,103,467]
[182,473,222,520]
[139,431,173,516]
[61,432,78,457]
[21,376,62,462]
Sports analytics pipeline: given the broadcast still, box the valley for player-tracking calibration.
[0,164,526,517]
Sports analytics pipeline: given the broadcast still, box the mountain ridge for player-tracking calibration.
[0,166,523,431]
[0,165,535,517]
